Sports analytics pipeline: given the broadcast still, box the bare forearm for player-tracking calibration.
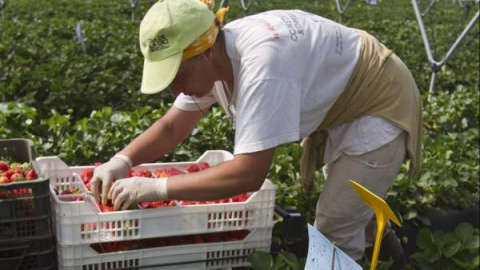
[167,150,275,201]
[118,107,203,166]
[119,118,180,166]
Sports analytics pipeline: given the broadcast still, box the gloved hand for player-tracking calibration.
[108,177,168,210]
[90,154,132,205]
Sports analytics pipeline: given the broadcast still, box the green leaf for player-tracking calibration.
[465,235,480,250]
[248,251,273,270]
[409,251,425,262]
[417,216,433,226]
[297,257,307,270]
[272,255,286,270]
[442,239,461,257]
[278,251,298,269]
[432,230,446,248]
[417,228,434,250]
[404,209,418,220]
[451,256,473,269]
[455,223,474,245]
[425,246,442,263]
[473,255,480,267]
[445,150,453,160]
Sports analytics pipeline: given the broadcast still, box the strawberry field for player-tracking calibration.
[0,0,479,269]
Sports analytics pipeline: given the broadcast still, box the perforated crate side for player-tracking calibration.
[0,235,56,270]
[0,178,53,242]
[0,138,35,162]
[52,181,275,245]
[58,227,272,270]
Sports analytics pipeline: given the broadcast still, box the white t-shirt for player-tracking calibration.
[174,10,401,162]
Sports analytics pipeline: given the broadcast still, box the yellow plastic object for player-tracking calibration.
[349,180,402,270]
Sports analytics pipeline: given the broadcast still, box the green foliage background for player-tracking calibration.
[1,1,479,264]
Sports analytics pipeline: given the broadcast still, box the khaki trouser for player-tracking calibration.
[314,132,406,260]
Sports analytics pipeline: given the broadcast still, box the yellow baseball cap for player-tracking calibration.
[139,0,215,94]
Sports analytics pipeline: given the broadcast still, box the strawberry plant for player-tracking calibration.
[410,223,480,270]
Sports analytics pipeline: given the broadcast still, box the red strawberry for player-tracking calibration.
[60,187,81,195]
[193,235,204,244]
[178,235,194,244]
[2,170,14,179]
[80,169,93,184]
[167,168,184,176]
[232,193,250,203]
[141,238,163,249]
[117,240,140,251]
[25,169,37,180]
[140,202,154,209]
[187,164,200,173]
[0,190,12,199]
[166,236,181,246]
[229,230,249,240]
[94,162,102,167]
[154,168,184,177]
[129,170,143,177]
[101,242,117,253]
[100,200,115,212]
[13,168,25,176]
[152,201,165,208]
[0,176,11,184]
[153,169,169,178]
[60,189,73,195]
[178,201,195,206]
[0,161,9,171]
[198,162,210,171]
[103,205,115,212]
[10,173,26,182]
[203,233,221,243]
[138,169,152,178]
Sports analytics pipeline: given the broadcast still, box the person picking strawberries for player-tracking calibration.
[91,0,422,264]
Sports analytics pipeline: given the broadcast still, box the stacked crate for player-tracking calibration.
[0,139,56,270]
[36,150,276,270]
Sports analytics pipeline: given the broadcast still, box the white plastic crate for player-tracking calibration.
[36,151,276,246]
[57,227,272,270]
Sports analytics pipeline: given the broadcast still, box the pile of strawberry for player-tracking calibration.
[77,162,250,212]
[0,160,39,199]
[0,160,38,184]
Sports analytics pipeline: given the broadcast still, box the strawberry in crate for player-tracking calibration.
[136,168,182,209]
[80,168,94,190]
[0,160,38,184]
[186,162,210,173]
[60,187,82,195]
[80,162,102,190]
[153,168,184,177]
[139,200,177,209]
[98,200,115,212]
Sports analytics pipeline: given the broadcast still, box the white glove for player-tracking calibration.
[108,177,168,210]
[91,154,132,205]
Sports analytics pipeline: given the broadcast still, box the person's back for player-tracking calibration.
[222,10,362,141]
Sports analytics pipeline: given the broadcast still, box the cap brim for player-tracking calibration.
[140,51,182,94]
